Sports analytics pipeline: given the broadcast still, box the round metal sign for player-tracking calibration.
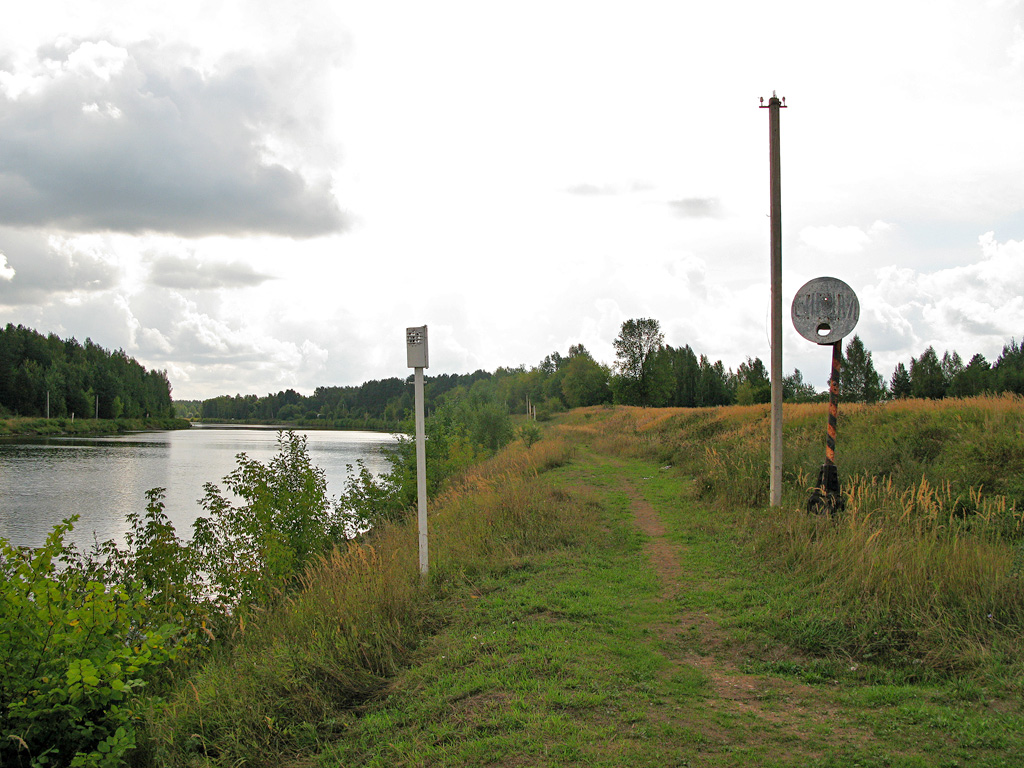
[791,276,860,345]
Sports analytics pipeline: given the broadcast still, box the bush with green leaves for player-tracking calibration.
[71,489,204,630]
[192,431,358,612]
[518,421,542,448]
[2,431,379,766]
[2,429,439,765]
[0,520,188,768]
[378,393,515,504]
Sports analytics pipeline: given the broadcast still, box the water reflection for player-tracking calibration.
[0,426,398,550]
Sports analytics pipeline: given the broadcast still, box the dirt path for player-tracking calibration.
[617,471,877,759]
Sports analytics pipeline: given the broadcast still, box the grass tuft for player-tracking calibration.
[569,398,1024,683]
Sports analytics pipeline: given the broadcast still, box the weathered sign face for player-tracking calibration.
[791,277,860,345]
[406,325,429,368]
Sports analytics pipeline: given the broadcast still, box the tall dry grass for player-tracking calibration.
[577,398,1024,677]
[758,482,1024,671]
[144,434,579,766]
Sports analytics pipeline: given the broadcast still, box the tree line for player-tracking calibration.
[0,324,174,419]
[194,319,1024,427]
[191,370,495,427]
[8,318,1022,426]
[609,318,1024,407]
[889,342,1024,399]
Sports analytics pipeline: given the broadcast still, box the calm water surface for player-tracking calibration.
[0,426,398,550]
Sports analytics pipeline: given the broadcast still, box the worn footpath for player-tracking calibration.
[316,446,1024,767]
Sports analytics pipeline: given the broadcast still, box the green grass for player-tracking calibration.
[139,403,1024,766]
[312,443,1024,767]
[318,465,714,767]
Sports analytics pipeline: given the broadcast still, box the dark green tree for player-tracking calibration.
[910,346,947,399]
[697,355,733,406]
[734,356,770,405]
[891,362,912,399]
[560,348,612,408]
[0,324,173,418]
[949,353,991,397]
[993,339,1024,394]
[941,351,964,387]
[658,344,701,407]
[782,368,818,401]
[839,335,885,403]
[612,318,665,406]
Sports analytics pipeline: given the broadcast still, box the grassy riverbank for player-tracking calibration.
[134,396,1024,767]
[0,416,192,437]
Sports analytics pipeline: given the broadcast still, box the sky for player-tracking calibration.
[1,0,1023,400]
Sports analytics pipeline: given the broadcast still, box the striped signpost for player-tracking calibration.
[791,277,860,514]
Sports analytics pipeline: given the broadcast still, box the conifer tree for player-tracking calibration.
[890,362,912,399]
[840,335,885,403]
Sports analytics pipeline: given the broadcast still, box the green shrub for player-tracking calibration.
[518,421,542,448]
[1,520,189,767]
[192,431,355,614]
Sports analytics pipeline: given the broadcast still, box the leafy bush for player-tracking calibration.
[3,418,532,767]
[192,431,356,613]
[1,520,189,767]
[335,458,408,528]
[374,394,516,509]
[2,431,382,766]
[74,489,205,630]
[518,421,542,448]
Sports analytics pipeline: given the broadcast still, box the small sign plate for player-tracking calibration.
[791,277,860,345]
[406,325,429,368]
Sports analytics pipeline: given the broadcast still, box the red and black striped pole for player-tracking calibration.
[808,340,844,513]
[792,276,860,514]
[825,340,840,466]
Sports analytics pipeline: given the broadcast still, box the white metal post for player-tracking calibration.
[414,365,428,576]
[406,325,429,577]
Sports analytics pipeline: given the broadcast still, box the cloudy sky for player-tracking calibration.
[1,0,1022,400]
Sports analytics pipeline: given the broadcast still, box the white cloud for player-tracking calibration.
[147,253,274,291]
[1006,22,1024,69]
[798,224,873,255]
[862,232,1024,375]
[82,102,123,119]
[0,37,344,236]
[66,40,129,81]
[0,253,14,281]
[0,229,120,304]
[2,0,1024,399]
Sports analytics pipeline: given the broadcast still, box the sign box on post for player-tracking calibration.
[406,326,429,576]
[406,326,428,368]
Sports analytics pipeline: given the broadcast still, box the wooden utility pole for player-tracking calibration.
[762,92,786,508]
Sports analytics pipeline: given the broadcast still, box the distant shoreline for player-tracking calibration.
[0,416,192,438]
[190,418,405,434]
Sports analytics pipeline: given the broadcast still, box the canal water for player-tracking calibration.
[0,426,399,551]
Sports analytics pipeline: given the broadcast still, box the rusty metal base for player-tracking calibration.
[807,463,845,515]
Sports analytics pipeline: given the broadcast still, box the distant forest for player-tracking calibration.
[0,324,174,419]
[182,319,1024,428]
[6,321,1023,427]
